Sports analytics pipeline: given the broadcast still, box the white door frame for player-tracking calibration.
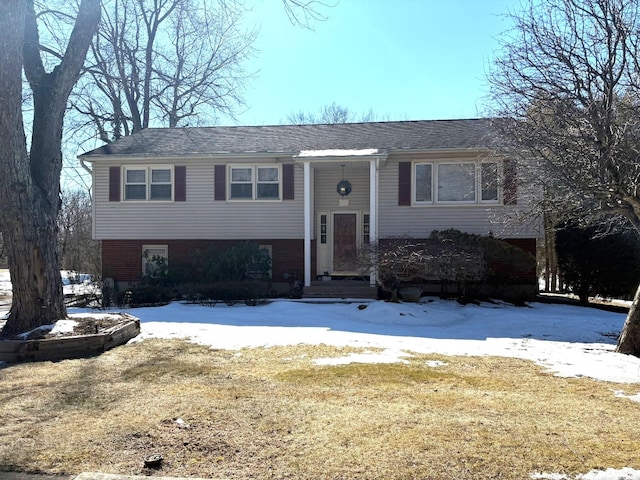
[302,157,381,287]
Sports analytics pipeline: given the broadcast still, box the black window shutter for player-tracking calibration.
[214,165,226,201]
[174,166,186,201]
[282,164,294,200]
[109,166,120,202]
[398,162,411,206]
[503,159,517,205]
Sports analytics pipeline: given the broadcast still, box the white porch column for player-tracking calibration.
[369,159,379,286]
[303,161,312,287]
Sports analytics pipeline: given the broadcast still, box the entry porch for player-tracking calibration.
[296,149,388,288]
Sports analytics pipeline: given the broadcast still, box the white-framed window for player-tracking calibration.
[257,166,279,199]
[415,163,433,202]
[142,245,168,277]
[413,160,500,205]
[124,166,173,201]
[230,167,253,199]
[229,165,280,200]
[319,213,328,244]
[437,162,477,203]
[363,213,370,244]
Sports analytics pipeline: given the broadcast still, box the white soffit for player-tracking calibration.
[295,149,388,167]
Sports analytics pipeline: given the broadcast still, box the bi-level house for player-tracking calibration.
[80,119,540,293]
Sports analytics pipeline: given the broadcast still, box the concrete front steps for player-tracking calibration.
[302,280,379,300]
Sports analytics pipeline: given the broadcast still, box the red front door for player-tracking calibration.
[333,213,357,273]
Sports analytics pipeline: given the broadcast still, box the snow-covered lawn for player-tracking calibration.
[2,294,640,479]
[84,298,639,387]
[1,295,637,386]
[0,269,11,297]
[0,269,100,298]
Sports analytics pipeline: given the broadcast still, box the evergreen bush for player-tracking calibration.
[124,241,272,306]
[556,223,640,304]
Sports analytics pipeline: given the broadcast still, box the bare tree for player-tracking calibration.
[67,0,255,146]
[287,102,376,125]
[358,237,486,302]
[58,190,101,277]
[488,0,640,355]
[281,0,333,28]
[0,0,100,336]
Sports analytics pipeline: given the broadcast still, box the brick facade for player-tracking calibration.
[102,237,537,287]
[502,238,537,256]
[102,239,304,285]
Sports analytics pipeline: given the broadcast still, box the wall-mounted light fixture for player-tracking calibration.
[336,164,352,197]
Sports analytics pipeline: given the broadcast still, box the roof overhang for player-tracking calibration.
[293,148,389,167]
[79,151,293,162]
[80,147,499,164]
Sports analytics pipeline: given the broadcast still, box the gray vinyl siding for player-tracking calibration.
[378,157,540,239]
[93,154,540,242]
[93,159,304,240]
[314,168,370,220]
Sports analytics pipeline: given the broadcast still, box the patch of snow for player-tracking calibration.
[297,148,381,157]
[0,270,101,298]
[531,474,569,480]
[50,319,79,335]
[174,418,190,428]
[425,360,447,368]
[580,468,640,479]
[613,389,640,403]
[16,324,54,339]
[0,268,12,296]
[61,270,94,285]
[533,468,640,479]
[61,270,101,297]
[15,319,78,339]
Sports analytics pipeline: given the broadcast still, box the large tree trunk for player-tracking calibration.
[0,2,60,336]
[2,203,66,337]
[0,0,100,337]
[616,282,640,356]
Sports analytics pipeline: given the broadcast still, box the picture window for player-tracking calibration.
[413,161,501,205]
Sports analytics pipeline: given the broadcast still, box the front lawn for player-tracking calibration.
[0,338,638,479]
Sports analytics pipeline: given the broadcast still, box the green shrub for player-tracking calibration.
[133,242,274,306]
[181,281,271,306]
[191,242,271,283]
[556,223,640,303]
[118,285,174,307]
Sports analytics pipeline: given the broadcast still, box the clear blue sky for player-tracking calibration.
[228,0,521,126]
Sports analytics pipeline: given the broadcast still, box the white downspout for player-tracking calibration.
[303,161,312,287]
[369,158,378,287]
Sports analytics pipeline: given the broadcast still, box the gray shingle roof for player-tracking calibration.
[80,119,497,158]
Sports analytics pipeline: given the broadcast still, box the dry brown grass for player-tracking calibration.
[0,339,638,479]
